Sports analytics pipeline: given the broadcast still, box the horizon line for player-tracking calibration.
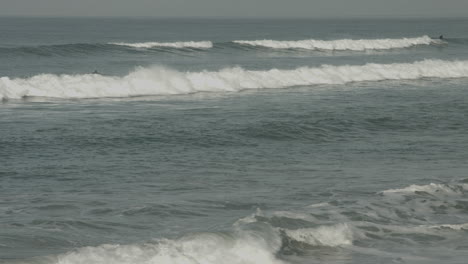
[1,14,467,20]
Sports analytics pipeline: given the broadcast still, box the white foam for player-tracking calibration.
[233,36,435,51]
[233,208,264,226]
[284,223,353,247]
[272,211,313,220]
[2,59,468,100]
[429,223,468,230]
[110,41,213,49]
[54,231,284,264]
[381,183,468,195]
[306,202,329,208]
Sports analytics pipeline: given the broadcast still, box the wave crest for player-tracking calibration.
[233,36,435,51]
[381,183,468,196]
[28,180,468,264]
[283,224,353,247]
[55,230,284,264]
[110,41,213,49]
[1,59,468,100]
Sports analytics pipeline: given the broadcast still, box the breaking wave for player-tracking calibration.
[283,224,353,247]
[1,59,468,100]
[109,41,213,49]
[53,230,284,264]
[49,215,354,264]
[381,182,468,195]
[17,180,468,264]
[233,35,438,51]
[0,36,448,58]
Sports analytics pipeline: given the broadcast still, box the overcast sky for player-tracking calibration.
[1,0,468,18]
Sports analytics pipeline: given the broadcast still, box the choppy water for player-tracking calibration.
[1,17,468,264]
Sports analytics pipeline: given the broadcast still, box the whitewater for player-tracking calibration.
[1,59,467,100]
[233,35,437,51]
[18,181,468,264]
[110,41,213,49]
[0,36,441,58]
[2,17,468,264]
[110,36,436,51]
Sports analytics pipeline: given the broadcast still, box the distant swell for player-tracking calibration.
[0,36,445,57]
[1,59,468,100]
[233,35,437,51]
[110,41,213,49]
[0,41,212,57]
[0,43,116,57]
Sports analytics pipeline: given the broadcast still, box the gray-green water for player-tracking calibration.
[1,18,468,264]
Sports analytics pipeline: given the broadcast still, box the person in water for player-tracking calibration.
[439,35,444,40]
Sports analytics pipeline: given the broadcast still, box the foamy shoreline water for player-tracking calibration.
[24,181,468,264]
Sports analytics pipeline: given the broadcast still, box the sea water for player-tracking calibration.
[1,17,468,264]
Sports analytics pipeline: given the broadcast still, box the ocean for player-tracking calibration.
[1,17,468,264]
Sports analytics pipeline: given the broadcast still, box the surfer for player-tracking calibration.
[92,70,100,75]
[439,35,444,40]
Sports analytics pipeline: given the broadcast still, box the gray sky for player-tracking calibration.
[1,0,468,18]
